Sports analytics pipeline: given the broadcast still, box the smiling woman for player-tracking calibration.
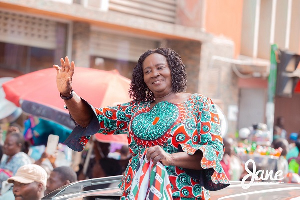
[0,132,31,191]
[53,47,230,199]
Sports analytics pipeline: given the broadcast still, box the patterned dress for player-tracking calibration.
[65,93,230,199]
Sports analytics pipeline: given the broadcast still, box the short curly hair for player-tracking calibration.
[129,47,187,102]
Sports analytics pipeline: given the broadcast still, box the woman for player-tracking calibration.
[0,132,31,192]
[54,48,229,199]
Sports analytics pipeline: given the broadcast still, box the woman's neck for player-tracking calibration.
[154,91,175,103]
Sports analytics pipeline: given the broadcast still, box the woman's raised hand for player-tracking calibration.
[53,56,74,96]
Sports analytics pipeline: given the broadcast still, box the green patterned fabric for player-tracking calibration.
[71,94,229,200]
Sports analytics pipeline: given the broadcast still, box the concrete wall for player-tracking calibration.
[164,40,201,93]
[199,37,238,137]
[72,21,90,68]
[176,0,205,29]
[204,0,244,57]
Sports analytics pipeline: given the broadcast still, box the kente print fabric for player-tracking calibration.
[65,93,230,199]
[129,150,172,200]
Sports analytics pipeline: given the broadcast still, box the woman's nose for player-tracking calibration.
[151,70,160,77]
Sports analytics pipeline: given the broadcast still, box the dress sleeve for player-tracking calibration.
[64,98,135,152]
[180,95,230,191]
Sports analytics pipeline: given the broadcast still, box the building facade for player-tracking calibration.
[1,0,299,138]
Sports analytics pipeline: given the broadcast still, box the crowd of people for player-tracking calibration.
[218,130,300,183]
[0,125,80,200]
[0,123,132,199]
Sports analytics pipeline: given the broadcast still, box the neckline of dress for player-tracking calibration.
[148,93,195,110]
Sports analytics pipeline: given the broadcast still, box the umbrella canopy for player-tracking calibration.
[95,133,128,145]
[0,77,22,123]
[3,67,132,130]
[295,80,300,93]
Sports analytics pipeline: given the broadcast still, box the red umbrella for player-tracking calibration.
[94,134,128,145]
[3,67,131,144]
[295,80,300,93]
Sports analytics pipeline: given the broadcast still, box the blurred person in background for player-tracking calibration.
[119,145,131,160]
[272,138,289,178]
[108,144,131,160]
[0,132,31,194]
[7,164,47,200]
[220,138,231,180]
[108,144,131,173]
[220,138,243,181]
[35,150,57,169]
[286,140,300,183]
[287,132,299,160]
[275,116,287,139]
[273,126,283,142]
[92,141,122,178]
[34,150,57,179]
[45,166,77,195]
[288,140,300,175]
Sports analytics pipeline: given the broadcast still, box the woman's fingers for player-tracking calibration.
[146,146,167,165]
[146,146,156,161]
[58,57,74,75]
[70,61,75,71]
[70,61,75,78]
[53,65,60,74]
[152,154,163,166]
[60,58,65,72]
[65,56,70,72]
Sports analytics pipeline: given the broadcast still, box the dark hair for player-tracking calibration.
[129,47,187,102]
[53,166,77,183]
[272,138,289,156]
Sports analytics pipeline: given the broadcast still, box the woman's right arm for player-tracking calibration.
[54,56,94,128]
[62,92,94,127]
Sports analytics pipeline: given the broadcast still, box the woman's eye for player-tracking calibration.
[157,65,164,70]
[144,70,150,74]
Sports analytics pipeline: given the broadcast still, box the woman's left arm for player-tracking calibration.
[146,146,203,170]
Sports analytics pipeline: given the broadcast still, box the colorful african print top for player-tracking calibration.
[65,93,230,200]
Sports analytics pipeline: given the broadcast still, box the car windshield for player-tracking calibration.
[42,175,122,200]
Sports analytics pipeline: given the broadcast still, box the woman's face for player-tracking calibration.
[142,53,172,97]
[3,134,21,157]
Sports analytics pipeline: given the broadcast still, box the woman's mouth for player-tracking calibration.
[152,80,161,84]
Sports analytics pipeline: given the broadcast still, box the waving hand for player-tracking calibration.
[53,56,74,96]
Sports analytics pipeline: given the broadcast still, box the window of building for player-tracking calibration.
[0,11,68,76]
